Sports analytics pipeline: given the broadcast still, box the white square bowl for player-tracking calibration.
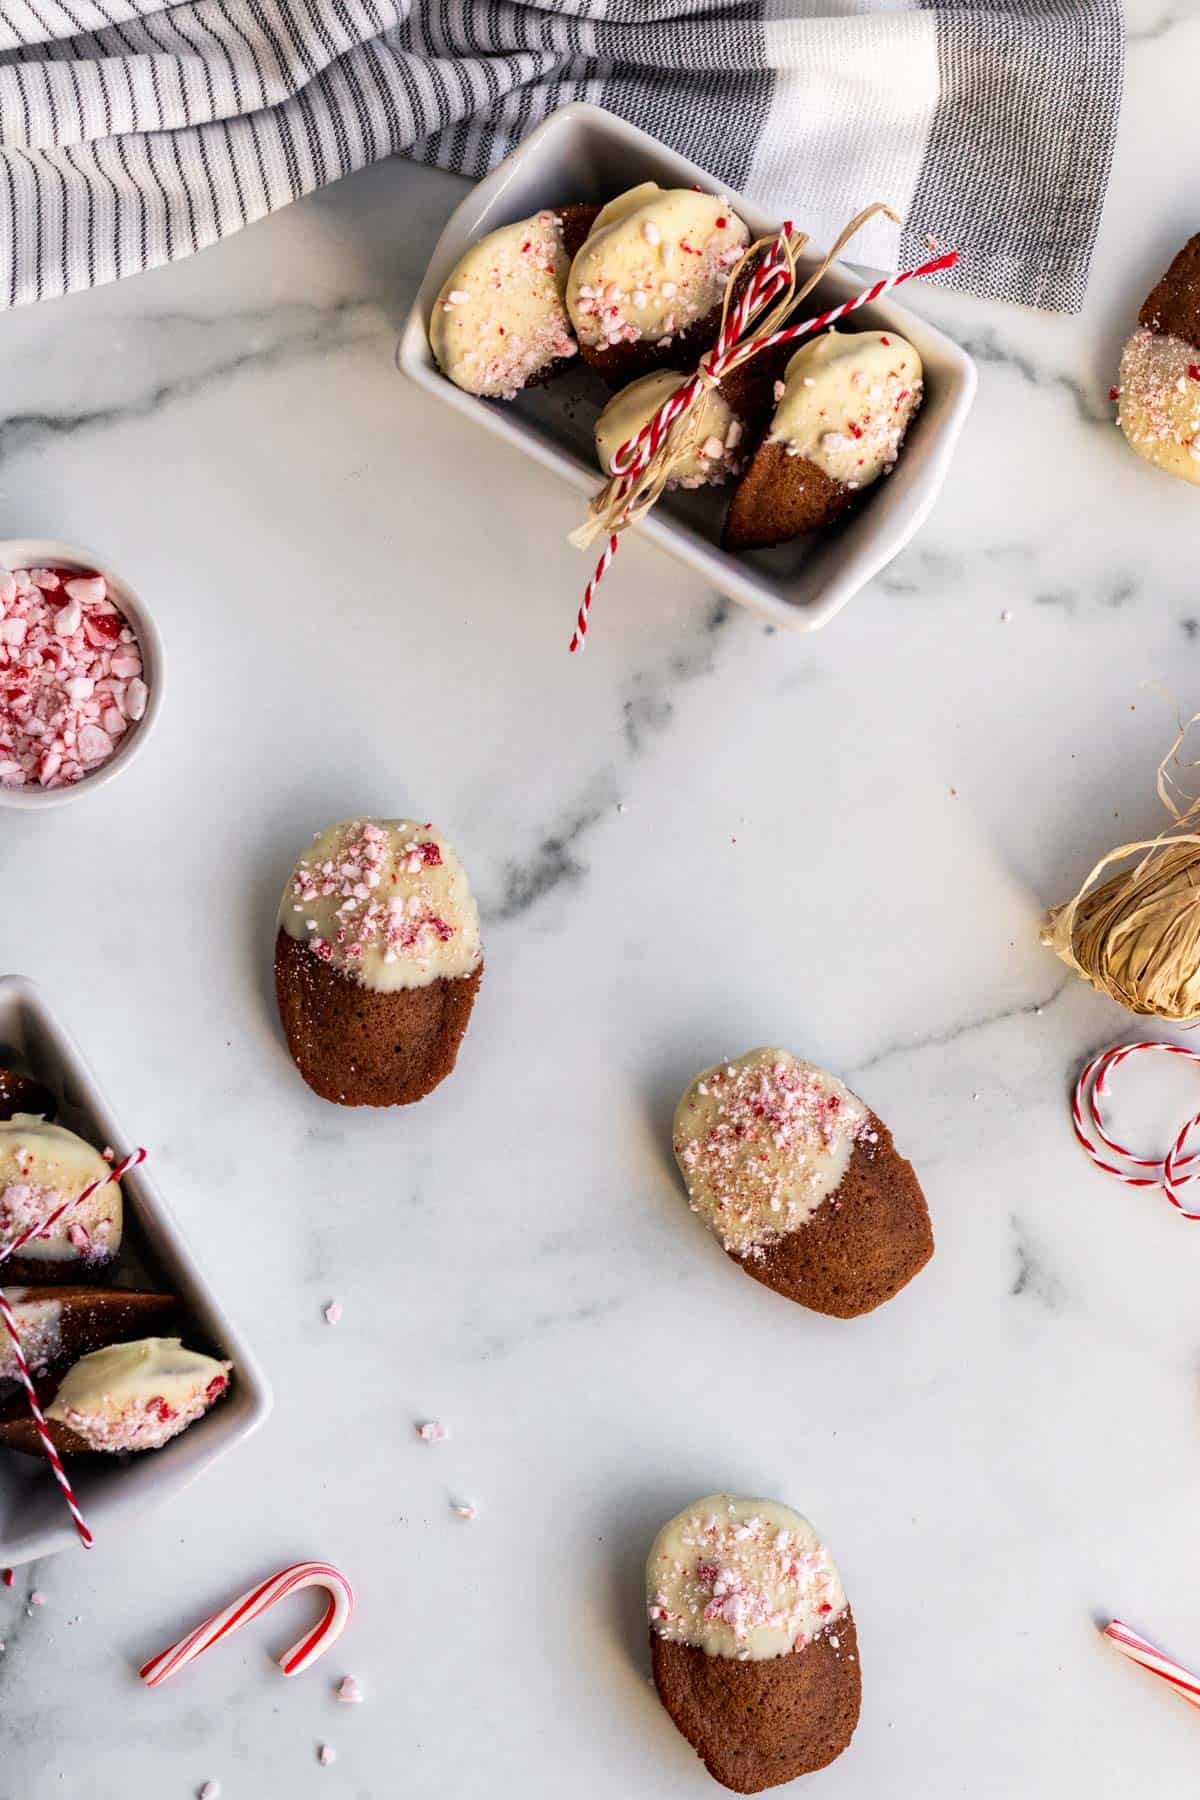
[0,975,271,1565]
[398,101,977,633]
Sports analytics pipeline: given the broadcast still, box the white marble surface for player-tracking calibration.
[3,9,1200,1796]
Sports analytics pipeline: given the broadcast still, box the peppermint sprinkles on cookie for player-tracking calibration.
[672,1048,933,1317]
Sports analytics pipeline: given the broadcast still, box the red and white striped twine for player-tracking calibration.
[139,1560,355,1687]
[1072,1042,1200,1219]
[0,1145,146,1549]
[568,239,958,652]
[1104,1619,1200,1712]
[0,1286,93,1548]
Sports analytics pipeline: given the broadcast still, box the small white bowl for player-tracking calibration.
[0,975,272,1564]
[0,539,164,809]
[399,102,977,634]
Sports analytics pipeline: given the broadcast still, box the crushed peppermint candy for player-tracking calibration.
[569,196,748,351]
[416,1419,448,1443]
[323,1300,343,1326]
[49,1367,230,1454]
[318,1744,337,1766]
[431,211,577,400]
[0,566,148,791]
[1118,327,1200,472]
[335,1675,364,1703]
[673,1051,871,1257]
[288,821,456,972]
[1,1569,12,1587]
[451,1500,478,1520]
[197,1783,221,1800]
[648,1497,847,1661]
[0,1179,112,1261]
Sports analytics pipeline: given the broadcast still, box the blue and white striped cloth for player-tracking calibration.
[0,0,1122,310]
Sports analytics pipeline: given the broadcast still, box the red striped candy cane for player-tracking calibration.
[1103,1619,1200,1711]
[0,1146,145,1549]
[139,1560,355,1687]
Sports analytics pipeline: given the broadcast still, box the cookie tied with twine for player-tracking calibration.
[1042,718,1200,1022]
[565,207,958,652]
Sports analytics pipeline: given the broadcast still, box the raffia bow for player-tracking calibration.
[1043,716,1200,1022]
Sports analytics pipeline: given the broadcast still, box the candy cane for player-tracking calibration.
[1103,1619,1200,1711]
[1072,1043,1200,1217]
[139,1561,355,1687]
[0,1146,144,1549]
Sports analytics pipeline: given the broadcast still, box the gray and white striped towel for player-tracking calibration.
[0,0,1122,311]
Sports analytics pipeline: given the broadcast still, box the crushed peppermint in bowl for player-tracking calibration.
[0,540,163,808]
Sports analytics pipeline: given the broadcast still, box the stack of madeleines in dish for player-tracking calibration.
[0,1080,231,1460]
[428,182,925,551]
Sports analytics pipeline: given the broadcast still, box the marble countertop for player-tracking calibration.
[3,7,1200,1795]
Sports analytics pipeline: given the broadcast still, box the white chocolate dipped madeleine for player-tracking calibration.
[277,818,481,991]
[767,329,923,487]
[1117,232,1200,485]
[594,371,744,489]
[43,1337,230,1454]
[430,210,577,400]
[274,817,483,1106]
[0,1117,122,1276]
[566,184,749,358]
[723,328,923,549]
[647,1494,848,1661]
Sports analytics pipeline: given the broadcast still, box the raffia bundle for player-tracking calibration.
[1042,718,1200,1021]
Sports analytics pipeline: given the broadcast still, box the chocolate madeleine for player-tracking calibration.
[673,1048,932,1318]
[275,818,482,1107]
[0,1337,230,1457]
[723,329,923,549]
[0,1118,122,1284]
[647,1494,861,1792]
[566,183,749,386]
[1117,234,1200,485]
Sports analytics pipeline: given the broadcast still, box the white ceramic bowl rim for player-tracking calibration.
[0,537,165,809]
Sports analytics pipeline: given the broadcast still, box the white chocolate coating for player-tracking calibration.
[278,818,482,992]
[673,1049,869,1258]
[429,211,576,400]
[46,1337,231,1454]
[1118,328,1200,485]
[768,329,923,489]
[566,184,749,352]
[647,1494,847,1661]
[594,372,743,488]
[0,1118,121,1266]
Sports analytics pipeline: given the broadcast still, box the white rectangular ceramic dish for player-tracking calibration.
[0,975,271,1564]
[399,101,977,633]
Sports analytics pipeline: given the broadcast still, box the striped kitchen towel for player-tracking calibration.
[0,0,1122,311]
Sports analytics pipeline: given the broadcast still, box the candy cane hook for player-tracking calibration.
[139,1561,355,1687]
